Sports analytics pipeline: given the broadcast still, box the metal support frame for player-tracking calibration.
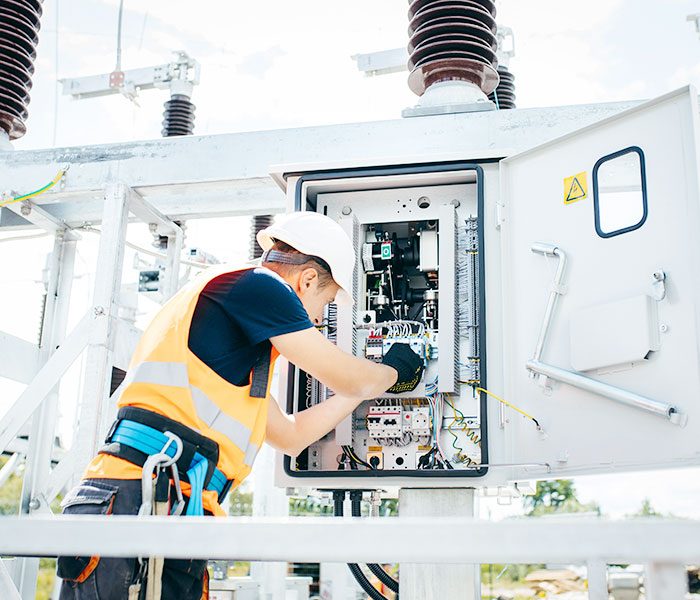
[72,183,129,474]
[5,199,79,241]
[127,187,183,301]
[0,101,638,233]
[0,453,20,488]
[0,516,695,600]
[0,331,40,383]
[0,312,92,455]
[352,48,408,77]
[16,231,77,597]
[527,242,683,424]
[0,180,184,598]
[0,561,21,600]
[61,51,200,102]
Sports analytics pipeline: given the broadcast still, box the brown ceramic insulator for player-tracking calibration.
[408,34,497,69]
[408,1,497,34]
[407,0,499,97]
[408,17,497,53]
[0,0,43,139]
[408,0,496,19]
[488,66,516,109]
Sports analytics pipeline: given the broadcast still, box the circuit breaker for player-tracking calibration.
[275,163,488,484]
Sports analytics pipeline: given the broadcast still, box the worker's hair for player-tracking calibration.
[262,240,335,288]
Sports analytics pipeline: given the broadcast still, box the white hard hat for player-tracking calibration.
[257,212,355,306]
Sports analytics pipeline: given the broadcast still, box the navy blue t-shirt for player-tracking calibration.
[188,267,313,387]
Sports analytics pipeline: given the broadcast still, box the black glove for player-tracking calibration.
[381,343,424,394]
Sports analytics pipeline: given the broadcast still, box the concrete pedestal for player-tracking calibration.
[399,488,480,600]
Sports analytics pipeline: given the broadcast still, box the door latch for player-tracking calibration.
[651,270,666,301]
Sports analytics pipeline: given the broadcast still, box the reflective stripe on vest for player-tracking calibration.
[128,360,259,467]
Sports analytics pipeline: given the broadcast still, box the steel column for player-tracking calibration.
[399,489,480,600]
[72,183,129,476]
[251,444,288,600]
[0,453,20,488]
[17,233,76,599]
[0,561,20,600]
[586,561,608,600]
[645,562,689,599]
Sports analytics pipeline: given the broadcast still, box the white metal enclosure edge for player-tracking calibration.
[500,85,700,479]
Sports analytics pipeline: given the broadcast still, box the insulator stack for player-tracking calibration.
[407,0,499,97]
[250,215,274,260]
[488,66,516,109]
[0,0,43,140]
[161,94,196,136]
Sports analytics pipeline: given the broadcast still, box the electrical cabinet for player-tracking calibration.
[274,164,489,486]
[273,86,700,489]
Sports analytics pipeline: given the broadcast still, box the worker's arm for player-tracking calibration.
[270,327,397,400]
[266,392,362,457]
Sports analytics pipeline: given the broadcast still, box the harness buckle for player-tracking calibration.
[169,463,185,516]
[137,431,183,517]
[104,418,121,444]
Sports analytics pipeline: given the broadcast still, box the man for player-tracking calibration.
[58,212,424,599]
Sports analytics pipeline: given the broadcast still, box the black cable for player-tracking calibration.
[333,491,393,600]
[332,490,345,517]
[367,563,399,594]
[350,491,399,596]
[343,445,374,470]
[348,563,392,600]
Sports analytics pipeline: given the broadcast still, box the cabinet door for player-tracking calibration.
[500,87,700,479]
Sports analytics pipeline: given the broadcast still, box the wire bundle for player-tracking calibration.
[457,217,480,385]
[419,377,453,469]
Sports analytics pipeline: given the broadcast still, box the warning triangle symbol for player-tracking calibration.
[566,177,586,202]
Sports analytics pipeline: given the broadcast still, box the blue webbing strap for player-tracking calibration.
[185,455,208,516]
[111,420,227,516]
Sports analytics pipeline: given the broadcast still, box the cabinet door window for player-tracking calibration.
[593,146,648,238]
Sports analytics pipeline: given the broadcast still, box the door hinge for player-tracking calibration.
[495,204,505,229]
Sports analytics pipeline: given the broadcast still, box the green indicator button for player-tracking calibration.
[381,242,392,260]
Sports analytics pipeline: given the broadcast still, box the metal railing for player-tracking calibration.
[0,515,697,599]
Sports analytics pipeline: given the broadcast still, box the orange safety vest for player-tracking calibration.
[85,265,279,516]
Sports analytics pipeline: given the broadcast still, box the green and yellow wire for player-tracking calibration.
[475,386,542,431]
[0,168,67,208]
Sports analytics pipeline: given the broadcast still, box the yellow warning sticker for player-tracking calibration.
[563,171,588,204]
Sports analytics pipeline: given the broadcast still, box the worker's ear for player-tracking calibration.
[297,267,319,296]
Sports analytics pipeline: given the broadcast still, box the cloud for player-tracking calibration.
[238,46,286,79]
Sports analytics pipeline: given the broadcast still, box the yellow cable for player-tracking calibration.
[0,169,66,208]
[475,387,541,429]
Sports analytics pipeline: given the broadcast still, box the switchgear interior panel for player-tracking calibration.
[283,165,488,480]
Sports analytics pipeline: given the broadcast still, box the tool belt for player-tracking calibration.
[101,406,233,511]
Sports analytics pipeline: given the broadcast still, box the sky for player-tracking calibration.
[3,0,700,520]
[13,0,700,149]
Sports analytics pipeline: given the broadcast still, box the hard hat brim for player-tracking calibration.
[257,226,354,306]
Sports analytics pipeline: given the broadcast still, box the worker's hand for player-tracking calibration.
[381,343,424,394]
